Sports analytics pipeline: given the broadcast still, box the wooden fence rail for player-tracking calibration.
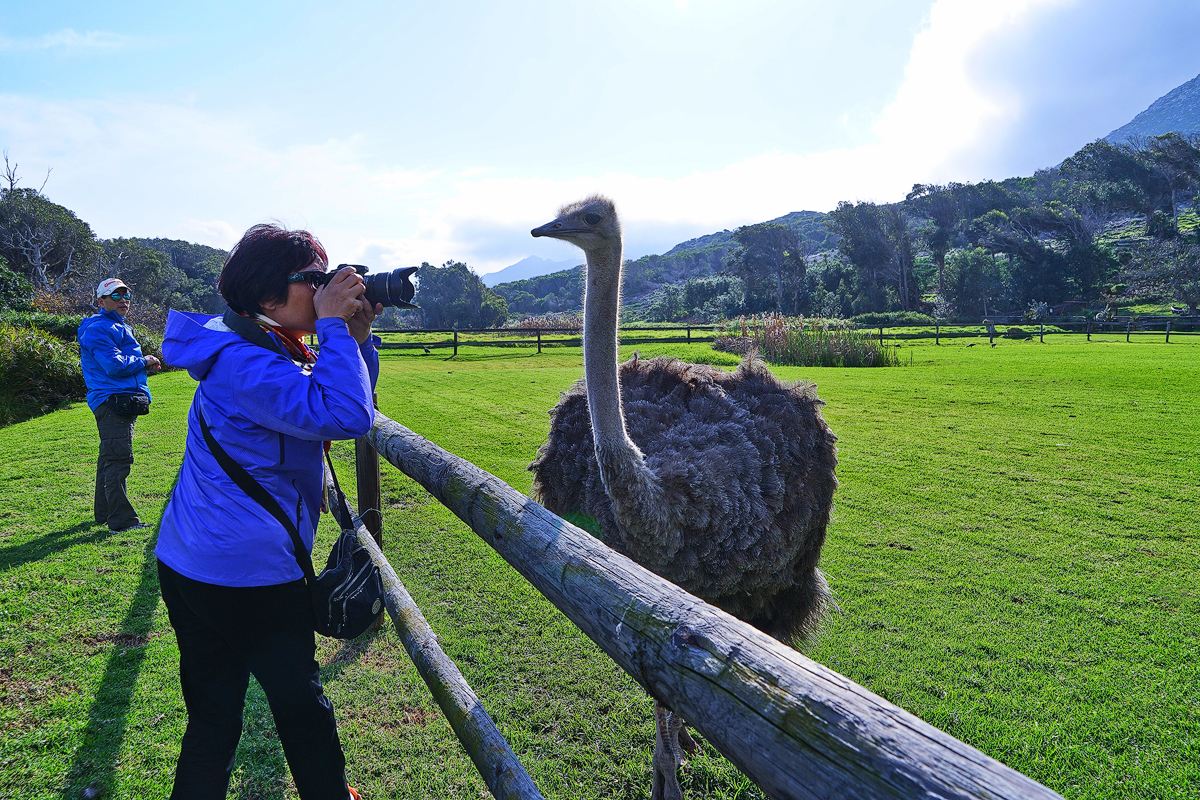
[332,491,546,800]
[367,326,718,356]
[363,411,1065,800]
[309,317,1199,356]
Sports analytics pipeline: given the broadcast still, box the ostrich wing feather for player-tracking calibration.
[531,355,837,641]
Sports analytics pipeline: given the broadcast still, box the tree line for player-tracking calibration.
[0,154,508,331]
[640,133,1200,322]
[4,134,1198,330]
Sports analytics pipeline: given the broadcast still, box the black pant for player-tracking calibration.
[157,561,350,800]
[93,402,140,531]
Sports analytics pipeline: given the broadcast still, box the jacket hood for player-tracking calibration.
[77,308,121,336]
[163,310,241,381]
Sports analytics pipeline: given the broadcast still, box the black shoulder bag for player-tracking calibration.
[194,308,385,639]
[108,392,151,416]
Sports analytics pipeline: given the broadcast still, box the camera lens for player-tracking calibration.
[362,266,419,309]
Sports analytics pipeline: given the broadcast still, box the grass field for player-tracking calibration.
[1,334,1197,799]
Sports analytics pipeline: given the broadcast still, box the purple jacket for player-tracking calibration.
[155,310,379,587]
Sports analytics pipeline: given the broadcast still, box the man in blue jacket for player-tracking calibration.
[77,277,162,532]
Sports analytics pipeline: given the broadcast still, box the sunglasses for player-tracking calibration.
[285,270,329,290]
[107,291,132,301]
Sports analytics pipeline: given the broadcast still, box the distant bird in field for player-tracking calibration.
[422,345,431,354]
[529,195,838,800]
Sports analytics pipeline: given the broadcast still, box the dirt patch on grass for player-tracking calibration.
[78,631,157,650]
[0,666,80,717]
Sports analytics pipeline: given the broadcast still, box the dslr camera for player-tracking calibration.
[296,264,419,309]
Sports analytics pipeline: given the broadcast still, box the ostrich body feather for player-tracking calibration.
[531,353,838,641]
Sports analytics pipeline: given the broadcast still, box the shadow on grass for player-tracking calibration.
[59,532,160,799]
[0,521,117,574]
[322,624,389,683]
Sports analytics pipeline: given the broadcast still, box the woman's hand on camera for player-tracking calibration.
[348,299,382,345]
[313,267,365,324]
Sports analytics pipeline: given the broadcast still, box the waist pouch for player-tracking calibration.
[108,392,151,416]
[196,404,384,639]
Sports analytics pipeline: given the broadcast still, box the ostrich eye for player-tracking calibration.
[584,212,602,226]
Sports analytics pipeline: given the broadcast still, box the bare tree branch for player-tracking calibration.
[3,149,18,191]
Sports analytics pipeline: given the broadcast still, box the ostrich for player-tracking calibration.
[528,196,838,800]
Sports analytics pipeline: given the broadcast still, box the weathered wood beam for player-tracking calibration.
[339,497,545,800]
[366,411,1065,800]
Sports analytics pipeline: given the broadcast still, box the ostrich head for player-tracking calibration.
[531,195,621,253]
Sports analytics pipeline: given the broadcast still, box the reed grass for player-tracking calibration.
[714,314,899,367]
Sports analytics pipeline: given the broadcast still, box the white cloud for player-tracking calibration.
[339,0,1083,273]
[3,0,1182,278]
[0,29,133,52]
[179,219,240,249]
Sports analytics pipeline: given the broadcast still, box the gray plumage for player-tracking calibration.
[529,195,838,644]
[530,352,838,640]
[529,195,838,800]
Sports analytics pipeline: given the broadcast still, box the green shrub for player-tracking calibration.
[851,311,935,326]
[714,314,899,367]
[0,266,34,311]
[0,323,87,425]
[0,312,84,342]
[0,311,165,365]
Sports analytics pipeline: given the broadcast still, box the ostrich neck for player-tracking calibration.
[582,239,679,565]
[583,241,630,451]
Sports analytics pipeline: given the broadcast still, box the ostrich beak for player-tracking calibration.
[531,218,580,239]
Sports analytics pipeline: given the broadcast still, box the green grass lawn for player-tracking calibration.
[1,335,1197,799]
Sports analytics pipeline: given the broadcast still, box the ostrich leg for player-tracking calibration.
[651,702,685,800]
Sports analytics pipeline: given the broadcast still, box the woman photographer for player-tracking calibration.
[155,224,381,800]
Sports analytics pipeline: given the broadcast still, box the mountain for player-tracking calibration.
[481,255,580,287]
[657,210,836,257]
[1105,72,1200,143]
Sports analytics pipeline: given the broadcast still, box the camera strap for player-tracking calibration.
[221,307,287,357]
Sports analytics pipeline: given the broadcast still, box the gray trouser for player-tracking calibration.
[94,401,140,531]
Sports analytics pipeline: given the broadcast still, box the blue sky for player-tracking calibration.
[2,0,1199,274]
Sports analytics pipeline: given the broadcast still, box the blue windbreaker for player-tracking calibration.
[155,310,380,587]
[77,309,152,411]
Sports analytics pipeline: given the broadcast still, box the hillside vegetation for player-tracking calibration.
[493,134,1200,325]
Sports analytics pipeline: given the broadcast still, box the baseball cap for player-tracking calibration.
[96,278,130,299]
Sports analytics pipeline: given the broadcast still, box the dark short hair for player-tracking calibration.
[218,223,328,316]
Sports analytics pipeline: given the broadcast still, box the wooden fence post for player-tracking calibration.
[453,329,459,356]
[1166,322,1171,343]
[686,326,691,344]
[935,320,940,345]
[1086,320,1091,341]
[355,395,383,547]
[878,325,884,345]
[1126,320,1131,342]
[1039,323,1044,343]
[537,330,541,354]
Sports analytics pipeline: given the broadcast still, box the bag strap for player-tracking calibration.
[195,401,317,582]
[323,450,357,532]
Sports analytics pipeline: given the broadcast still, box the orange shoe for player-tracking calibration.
[348,787,360,800]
